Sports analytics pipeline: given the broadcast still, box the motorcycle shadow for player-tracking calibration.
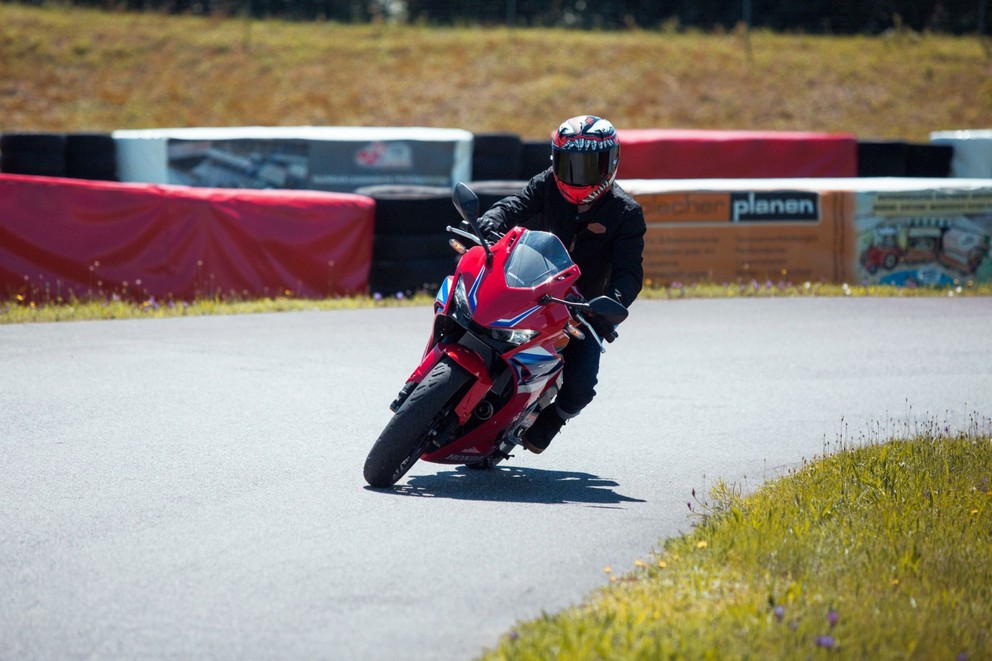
[379,466,646,506]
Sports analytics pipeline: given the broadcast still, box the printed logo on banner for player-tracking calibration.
[354,141,414,169]
[730,192,820,223]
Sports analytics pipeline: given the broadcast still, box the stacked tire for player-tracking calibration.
[856,140,953,178]
[356,185,462,295]
[0,133,67,177]
[1,132,117,180]
[519,139,551,179]
[471,133,523,181]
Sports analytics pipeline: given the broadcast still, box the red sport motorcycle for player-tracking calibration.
[363,183,628,488]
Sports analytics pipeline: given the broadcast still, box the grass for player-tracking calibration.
[1,5,990,140]
[3,280,991,324]
[480,419,992,660]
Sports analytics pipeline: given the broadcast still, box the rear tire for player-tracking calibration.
[364,357,471,488]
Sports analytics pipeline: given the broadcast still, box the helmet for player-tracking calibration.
[551,115,620,205]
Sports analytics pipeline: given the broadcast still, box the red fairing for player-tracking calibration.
[0,174,375,300]
[410,227,581,464]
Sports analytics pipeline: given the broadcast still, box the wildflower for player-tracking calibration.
[696,540,708,549]
[815,635,836,649]
[373,292,383,301]
[828,608,838,628]
[508,630,519,642]
[634,559,646,568]
[658,560,668,569]
[603,566,612,574]
[774,606,785,622]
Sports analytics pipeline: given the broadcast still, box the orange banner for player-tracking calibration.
[633,188,856,285]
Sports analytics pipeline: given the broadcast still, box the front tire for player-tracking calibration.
[364,357,471,488]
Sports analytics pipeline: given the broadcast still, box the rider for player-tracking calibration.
[477,115,646,454]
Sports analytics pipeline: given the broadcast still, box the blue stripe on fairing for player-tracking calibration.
[492,305,541,328]
[468,273,482,312]
[513,347,555,364]
[435,276,452,307]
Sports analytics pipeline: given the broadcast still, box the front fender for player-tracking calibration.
[441,344,493,424]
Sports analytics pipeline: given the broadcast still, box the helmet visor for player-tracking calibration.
[553,149,615,187]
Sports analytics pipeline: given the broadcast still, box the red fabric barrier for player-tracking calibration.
[0,174,374,300]
[616,129,858,179]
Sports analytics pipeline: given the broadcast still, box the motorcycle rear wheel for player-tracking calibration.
[363,356,471,488]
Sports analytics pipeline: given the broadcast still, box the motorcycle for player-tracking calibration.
[363,183,628,489]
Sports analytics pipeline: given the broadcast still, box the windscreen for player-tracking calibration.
[504,230,575,288]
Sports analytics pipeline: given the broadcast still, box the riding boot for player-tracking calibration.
[522,405,568,454]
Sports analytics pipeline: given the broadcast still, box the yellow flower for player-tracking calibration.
[658,560,668,569]
[697,540,709,549]
[634,560,646,568]
[603,566,612,574]
[891,578,900,586]
[971,509,979,516]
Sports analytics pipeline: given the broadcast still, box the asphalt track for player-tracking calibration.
[2,297,990,660]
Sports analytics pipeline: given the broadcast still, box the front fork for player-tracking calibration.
[390,342,493,425]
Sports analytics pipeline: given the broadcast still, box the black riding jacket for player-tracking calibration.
[479,168,646,307]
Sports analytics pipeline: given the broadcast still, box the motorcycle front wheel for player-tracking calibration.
[363,356,471,488]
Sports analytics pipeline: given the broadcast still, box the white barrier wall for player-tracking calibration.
[113,126,474,193]
[930,130,992,178]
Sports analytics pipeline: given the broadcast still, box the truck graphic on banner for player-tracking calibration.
[856,189,992,286]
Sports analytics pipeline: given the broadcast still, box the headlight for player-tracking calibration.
[452,278,472,320]
[488,327,540,345]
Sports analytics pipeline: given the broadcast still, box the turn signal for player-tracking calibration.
[449,239,467,255]
[565,323,585,340]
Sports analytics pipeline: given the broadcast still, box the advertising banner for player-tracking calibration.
[624,180,855,285]
[854,183,992,286]
[114,127,474,193]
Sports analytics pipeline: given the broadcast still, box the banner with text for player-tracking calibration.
[623,180,855,285]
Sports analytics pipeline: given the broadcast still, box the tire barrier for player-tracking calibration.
[857,140,953,178]
[1,132,118,181]
[857,140,908,177]
[520,139,551,180]
[471,133,523,181]
[906,143,953,178]
[0,174,375,301]
[616,129,859,179]
[355,185,462,294]
[0,133,67,177]
[65,133,117,181]
[465,180,539,227]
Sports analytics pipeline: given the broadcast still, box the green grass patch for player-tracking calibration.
[481,422,992,660]
[2,281,990,324]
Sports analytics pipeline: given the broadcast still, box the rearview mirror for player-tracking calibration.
[452,182,480,223]
[587,296,629,325]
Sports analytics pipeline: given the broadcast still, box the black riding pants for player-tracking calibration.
[555,334,602,417]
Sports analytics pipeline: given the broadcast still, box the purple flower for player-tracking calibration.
[816,635,835,649]
[774,606,785,621]
[828,608,838,627]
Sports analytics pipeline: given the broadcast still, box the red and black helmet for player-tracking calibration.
[551,115,621,205]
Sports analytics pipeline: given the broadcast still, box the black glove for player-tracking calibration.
[477,218,504,244]
[586,313,618,343]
